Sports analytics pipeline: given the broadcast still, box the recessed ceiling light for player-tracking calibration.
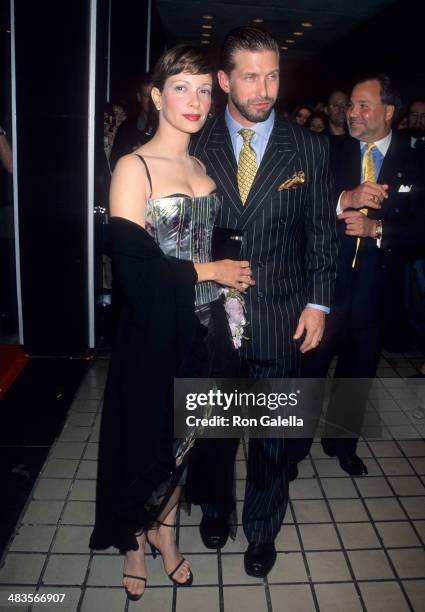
[280,46,288,50]
[202,24,213,29]
[285,39,295,43]
[201,40,210,44]
[201,32,211,37]
[253,18,264,23]
[301,22,313,27]
[293,32,303,36]
[202,14,214,19]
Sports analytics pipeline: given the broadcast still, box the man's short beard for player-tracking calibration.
[230,92,275,123]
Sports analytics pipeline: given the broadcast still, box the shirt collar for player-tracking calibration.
[360,130,392,157]
[225,105,275,141]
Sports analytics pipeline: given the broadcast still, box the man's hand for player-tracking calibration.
[338,210,377,238]
[293,307,325,353]
[340,182,388,210]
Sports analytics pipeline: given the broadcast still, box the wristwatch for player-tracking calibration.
[374,219,383,240]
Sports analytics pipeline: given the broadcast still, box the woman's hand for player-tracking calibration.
[195,260,255,291]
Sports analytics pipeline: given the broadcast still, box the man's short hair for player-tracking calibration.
[220,25,279,74]
[355,74,401,110]
[408,97,425,111]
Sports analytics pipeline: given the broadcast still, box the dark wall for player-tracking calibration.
[15,0,108,355]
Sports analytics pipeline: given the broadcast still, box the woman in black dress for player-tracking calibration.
[89,45,253,600]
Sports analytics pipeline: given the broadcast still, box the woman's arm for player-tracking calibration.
[195,260,255,291]
[110,154,149,226]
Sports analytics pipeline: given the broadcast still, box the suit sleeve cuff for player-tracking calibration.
[306,303,330,314]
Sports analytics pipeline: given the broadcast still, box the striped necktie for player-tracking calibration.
[237,128,257,204]
[352,143,376,268]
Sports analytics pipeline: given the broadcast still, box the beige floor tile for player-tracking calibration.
[269,584,315,612]
[0,553,46,584]
[314,459,344,477]
[400,497,425,520]
[298,523,340,551]
[413,520,425,544]
[9,525,56,552]
[221,554,263,585]
[235,479,245,500]
[178,504,202,526]
[365,498,407,521]
[362,458,383,476]
[388,476,425,496]
[128,586,172,611]
[268,552,308,584]
[76,461,98,480]
[354,476,393,498]
[369,441,403,457]
[33,478,72,500]
[183,554,218,585]
[387,425,420,439]
[321,478,358,499]
[53,526,94,554]
[71,399,100,413]
[66,412,96,427]
[328,499,369,522]
[49,443,86,460]
[399,440,425,456]
[355,441,373,458]
[378,457,414,476]
[402,579,425,611]
[375,522,421,547]
[36,587,81,612]
[61,501,95,525]
[42,554,89,585]
[309,442,328,459]
[283,504,294,524]
[176,586,219,612]
[223,528,248,553]
[58,427,92,443]
[347,550,394,580]
[306,551,351,582]
[80,587,125,612]
[42,459,79,479]
[275,525,301,552]
[388,548,425,578]
[297,459,315,478]
[314,582,362,612]
[74,388,103,401]
[235,461,247,479]
[83,443,99,460]
[410,457,425,474]
[292,500,331,523]
[359,581,410,612]
[22,500,65,525]
[338,522,380,549]
[87,555,125,586]
[289,478,323,500]
[223,586,267,612]
[179,526,216,554]
[69,479,96,501]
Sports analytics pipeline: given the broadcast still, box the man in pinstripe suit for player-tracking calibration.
[192,26,338,577]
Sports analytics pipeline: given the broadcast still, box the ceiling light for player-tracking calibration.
[202,15,214,19]
[285,39,295,43]
[252,18,264,23]
[202,24,213,29]
[293,32,303,36]
[301,22,313,27]
[280,46,288,50]
[201,33,211,37]
[201,40,210,44]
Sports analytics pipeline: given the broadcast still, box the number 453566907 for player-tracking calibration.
[8,593,66,603]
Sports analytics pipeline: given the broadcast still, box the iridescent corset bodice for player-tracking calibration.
[145,193,221,307]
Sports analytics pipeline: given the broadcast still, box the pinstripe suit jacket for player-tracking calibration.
[192,114,338,367]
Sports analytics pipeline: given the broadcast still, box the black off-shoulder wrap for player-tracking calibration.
[89,217,204,553]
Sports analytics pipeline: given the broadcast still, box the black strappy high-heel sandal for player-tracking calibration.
[122,574,147,601]
[148,522,193,587]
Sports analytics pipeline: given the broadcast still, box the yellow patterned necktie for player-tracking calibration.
[352,143,376,268]
[237,128,257,204]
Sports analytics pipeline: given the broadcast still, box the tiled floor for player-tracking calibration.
[1,352,425,611]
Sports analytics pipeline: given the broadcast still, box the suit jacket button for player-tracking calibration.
[257,291,264,298]
[279,219,285,225]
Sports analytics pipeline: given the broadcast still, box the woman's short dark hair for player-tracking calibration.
[357,74,401,110]
[152,44,214,91]
[220,25,279,74]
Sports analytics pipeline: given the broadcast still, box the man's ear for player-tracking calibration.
[324,106,329,117]
[218,70,230,94]
[151,87,162,110]
[385,104,395,123]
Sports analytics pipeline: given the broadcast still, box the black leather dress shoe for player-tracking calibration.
[287,460,299,482]
[199,516,229,549]
[244,543,277,577]
[323,446,368,476]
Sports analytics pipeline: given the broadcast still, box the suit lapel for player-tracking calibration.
[240,119,296,225]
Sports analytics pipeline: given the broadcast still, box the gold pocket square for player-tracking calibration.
[278,171,306,190]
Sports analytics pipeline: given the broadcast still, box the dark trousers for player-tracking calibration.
[289,311,382,460]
